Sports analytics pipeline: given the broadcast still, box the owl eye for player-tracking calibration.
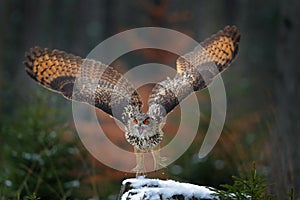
[133,119,138,124]
[143,118,150,125]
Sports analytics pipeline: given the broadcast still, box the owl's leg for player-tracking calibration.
[151,145,168,171]
[132,147,146,177]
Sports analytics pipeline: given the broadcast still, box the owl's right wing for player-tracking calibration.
[24,47,142,125]
[147,26,240,122]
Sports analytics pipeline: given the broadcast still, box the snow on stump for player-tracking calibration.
[119,177,219,200]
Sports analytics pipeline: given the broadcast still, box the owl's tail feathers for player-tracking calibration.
[24,47,81,97]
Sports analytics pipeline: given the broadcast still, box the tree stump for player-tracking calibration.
[119,177,219,200]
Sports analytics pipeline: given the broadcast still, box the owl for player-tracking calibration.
[24,26,240,176]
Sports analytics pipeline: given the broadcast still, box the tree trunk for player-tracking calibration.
[271,0,300,198]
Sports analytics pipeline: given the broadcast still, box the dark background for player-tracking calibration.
[0,0,299,199]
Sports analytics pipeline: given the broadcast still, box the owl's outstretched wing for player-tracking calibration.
[24,47,142,124]
[148,25,240,122]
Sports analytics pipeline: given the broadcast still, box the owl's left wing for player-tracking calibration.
[147,26,240,122]
[25,47,142,125]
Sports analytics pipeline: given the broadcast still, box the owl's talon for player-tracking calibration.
[133,148,146,177]
[160,157,169,167]
[151,148,169,171]
[132,165,146,176]
[154,156,169,170]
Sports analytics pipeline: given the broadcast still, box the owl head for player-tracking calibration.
[127,113,159,138]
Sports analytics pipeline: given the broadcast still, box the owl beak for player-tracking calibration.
[138,126,144,134]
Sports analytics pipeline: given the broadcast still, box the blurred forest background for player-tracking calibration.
[0,0,299,199]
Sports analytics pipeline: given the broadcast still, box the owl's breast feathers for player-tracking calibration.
[125,132,163,152]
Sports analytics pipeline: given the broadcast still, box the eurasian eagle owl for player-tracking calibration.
[24,26,240,176]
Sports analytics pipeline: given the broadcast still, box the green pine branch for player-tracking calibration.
[211,162,297,200]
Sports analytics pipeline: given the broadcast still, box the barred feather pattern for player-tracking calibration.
[24,47,142,124]
[148,26,240,122]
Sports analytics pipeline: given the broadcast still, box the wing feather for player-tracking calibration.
[176,25,240,73]
[24,47,142,124]
[148,26,240,121]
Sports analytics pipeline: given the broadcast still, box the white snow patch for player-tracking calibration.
[122,177,218,200]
